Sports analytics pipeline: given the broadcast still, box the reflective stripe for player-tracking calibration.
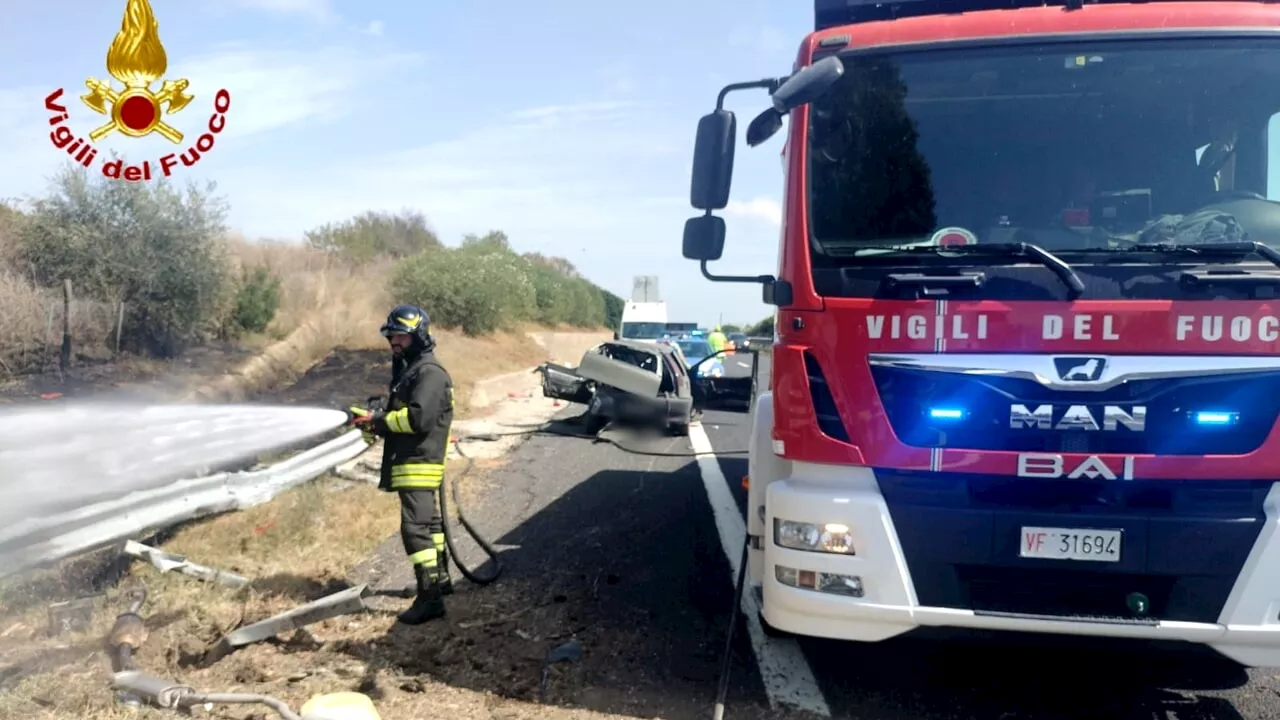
[431,532,446,551]
[391,463,445,476]
[408,548,438,567]
[385,407,413,433]
[389,462,445,489]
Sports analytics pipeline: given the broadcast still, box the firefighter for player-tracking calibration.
[354,304,455,625]
[707,325,727,354]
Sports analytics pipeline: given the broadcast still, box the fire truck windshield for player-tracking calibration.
[807,39,1280,285]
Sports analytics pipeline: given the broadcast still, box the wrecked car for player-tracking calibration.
[537,339,754,436]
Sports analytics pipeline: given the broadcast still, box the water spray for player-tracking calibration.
[0,402,349,532]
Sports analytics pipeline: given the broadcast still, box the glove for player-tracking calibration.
[346,406,378,444]
[367,410,389,437]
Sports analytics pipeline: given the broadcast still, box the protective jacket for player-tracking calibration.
[373,350,454,492]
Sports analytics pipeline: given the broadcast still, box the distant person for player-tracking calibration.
[707,326,727,354]
[349,304,455,625]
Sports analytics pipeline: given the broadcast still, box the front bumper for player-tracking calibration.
[762,462,1280,667]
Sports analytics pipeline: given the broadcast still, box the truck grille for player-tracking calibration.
[869,365,1280,455]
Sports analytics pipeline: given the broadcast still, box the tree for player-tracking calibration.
[19,163,230,357]
[748,315,775,337]
[305,209,441,262]
[601,290,624,329]
[459,230,513,255]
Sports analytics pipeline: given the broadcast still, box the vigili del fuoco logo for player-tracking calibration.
[42,0,231,182]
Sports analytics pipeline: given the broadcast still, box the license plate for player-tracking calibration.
[1020,526,1122,562]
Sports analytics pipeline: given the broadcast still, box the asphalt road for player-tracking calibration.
[698,352,1280,720]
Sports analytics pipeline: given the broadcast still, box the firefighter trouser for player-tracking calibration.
[398,489,448,584]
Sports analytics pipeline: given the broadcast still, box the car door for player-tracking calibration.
[689,349,755,409]
[536,362,595,405]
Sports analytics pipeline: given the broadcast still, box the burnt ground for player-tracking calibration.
[0,342,258,404]
[250,348,389,408]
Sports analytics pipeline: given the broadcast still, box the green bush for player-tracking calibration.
[230,265,282,334]
[305,209,441,263]
[392,248,534,335]
[747,315,776,337]
[387,230,620,336]
[18,163,230,357]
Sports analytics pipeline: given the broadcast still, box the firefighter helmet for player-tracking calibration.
[381,304,431,352]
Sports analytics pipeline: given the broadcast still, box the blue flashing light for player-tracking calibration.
[1193,411,1239,426]
[928,407,965,420]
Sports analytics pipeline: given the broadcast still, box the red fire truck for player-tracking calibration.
[684,0,1280,665]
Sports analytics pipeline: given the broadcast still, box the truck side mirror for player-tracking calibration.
[682,215,726,261]
[773,56,845,112]
[746,56,847,147]
[690,110,736,210]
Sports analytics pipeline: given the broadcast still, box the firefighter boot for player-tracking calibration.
[397,565,446,625]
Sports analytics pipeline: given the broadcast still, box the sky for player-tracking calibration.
[0,0,811,328]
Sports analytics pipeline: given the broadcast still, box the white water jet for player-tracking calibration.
[0,402,349,529]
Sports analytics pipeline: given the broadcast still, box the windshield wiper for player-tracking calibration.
[848,242,1085,299]
[1111,241,1280,270]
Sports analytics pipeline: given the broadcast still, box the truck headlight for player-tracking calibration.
[773,519,855,555]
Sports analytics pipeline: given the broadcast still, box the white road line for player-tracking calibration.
[688,424,831,717]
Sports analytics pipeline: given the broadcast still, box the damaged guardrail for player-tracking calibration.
[0,429,369,580]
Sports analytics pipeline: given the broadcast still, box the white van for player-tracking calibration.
[617,301,668,343]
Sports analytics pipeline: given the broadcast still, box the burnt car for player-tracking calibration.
[537,339,754,436]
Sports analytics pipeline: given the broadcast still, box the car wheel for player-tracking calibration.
[670,421,690,437]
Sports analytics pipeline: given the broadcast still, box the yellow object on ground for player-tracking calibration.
[301,692,381,720]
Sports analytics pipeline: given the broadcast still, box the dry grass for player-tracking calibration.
[0,227,394,377]
[0,477,401,719]
[225,236,391,350]
[0,270,120,371]
[0,467,645,720]
[433,327,551,409]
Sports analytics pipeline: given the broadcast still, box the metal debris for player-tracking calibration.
[107,587,149,671]
[123,539,249,587]
[539,639,583,702]
[202,584,370,665]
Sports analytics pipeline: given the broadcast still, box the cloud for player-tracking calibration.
[169,45,424,138]
[229,0,337,22]
[361,20,385,36]
[0,86,69,203]
[725,197,782,226]
[0,43,425,204]
[211,97,688,250]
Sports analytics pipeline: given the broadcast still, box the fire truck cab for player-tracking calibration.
[685,0,1280,666]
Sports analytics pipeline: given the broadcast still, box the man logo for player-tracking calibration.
[1053,356,1107,382]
